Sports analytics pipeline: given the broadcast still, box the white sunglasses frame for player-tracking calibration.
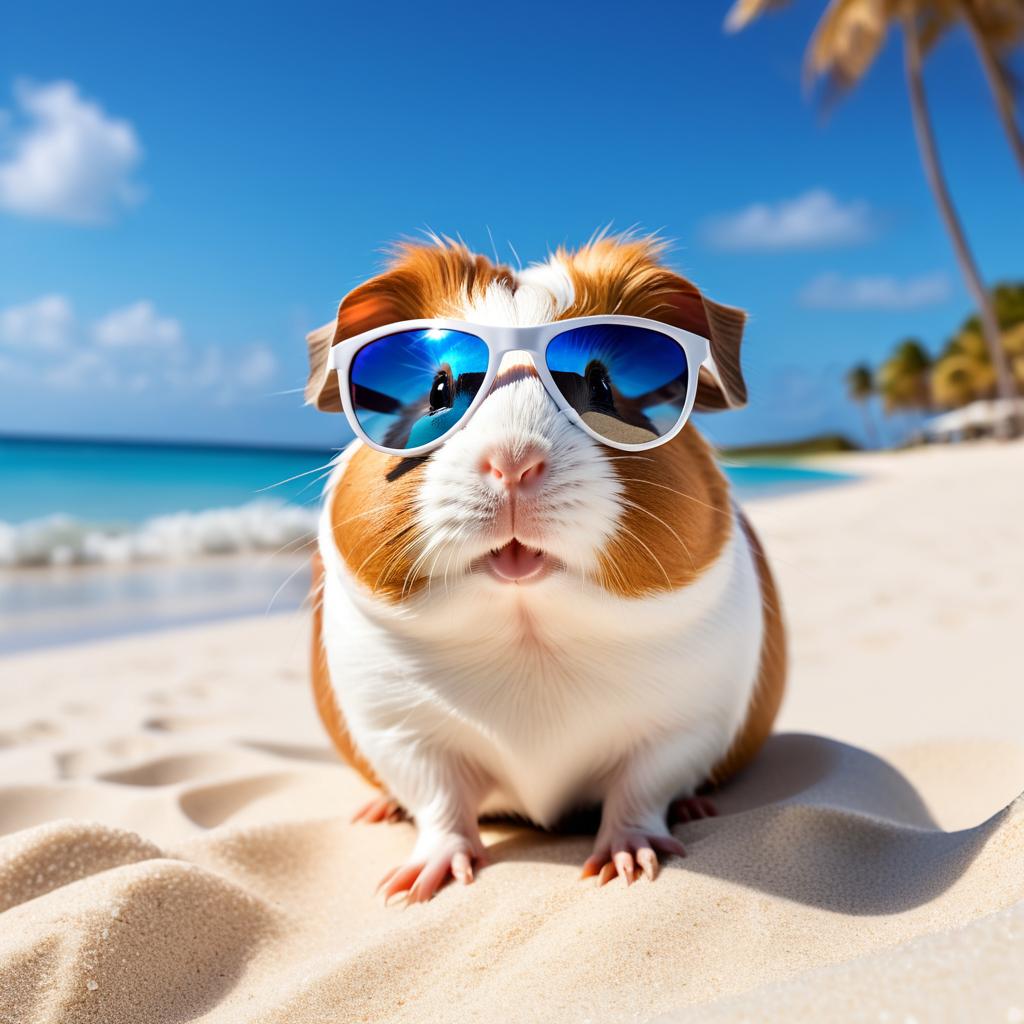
[326,314,711,458]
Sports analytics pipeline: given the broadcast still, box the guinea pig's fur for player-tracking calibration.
[306,235,786,900]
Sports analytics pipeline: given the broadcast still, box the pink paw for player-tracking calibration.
[581,828,686,886]
[669,795,718,824]
[352,794,406,824]
[378,834,488,904]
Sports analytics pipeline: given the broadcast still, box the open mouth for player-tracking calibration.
[485,539,549,584]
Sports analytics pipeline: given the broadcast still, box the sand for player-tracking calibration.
[1,441,1023,1023]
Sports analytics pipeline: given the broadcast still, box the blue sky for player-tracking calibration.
[1,0,1021,449]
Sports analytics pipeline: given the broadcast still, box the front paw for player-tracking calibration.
[581,825,686,886]
[378,832,489,904]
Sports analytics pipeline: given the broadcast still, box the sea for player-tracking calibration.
[0,436,850,653]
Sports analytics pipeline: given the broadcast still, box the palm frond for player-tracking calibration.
[805,0,897,96]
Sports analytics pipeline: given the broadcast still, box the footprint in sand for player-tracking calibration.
[0,720,59,749]
[55,735,163,779]
[143,714,232,733]
[98,751,264,787]
[177,775,295,828]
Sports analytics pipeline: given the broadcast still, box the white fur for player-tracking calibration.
[317,255,764,866]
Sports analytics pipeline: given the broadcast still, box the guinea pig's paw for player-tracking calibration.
[351,793,407,825]
[669,795,718,825]
[581,826,686,886]
[377,832,489,905]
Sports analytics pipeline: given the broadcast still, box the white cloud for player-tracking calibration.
[0,79,143,224]
[704,189,875,250]
[0,294,75,350]
[237,344,277,388]
[44,348,109,391]
[93,301,182,349]
[799,271,952,310]
[0,294,278,402]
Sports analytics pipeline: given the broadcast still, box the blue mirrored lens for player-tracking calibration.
[545,325,690,444]
[349,329,490,450]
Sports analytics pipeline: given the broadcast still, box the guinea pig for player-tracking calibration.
[304,234,786,903]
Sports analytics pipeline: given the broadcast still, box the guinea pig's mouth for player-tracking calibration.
[483,539,551,584]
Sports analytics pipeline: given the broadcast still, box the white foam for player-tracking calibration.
[0,501,319,568]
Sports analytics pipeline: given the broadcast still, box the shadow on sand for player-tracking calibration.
[485,733,1019,916]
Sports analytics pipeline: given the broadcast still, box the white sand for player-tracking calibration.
[1,441,1023,1023]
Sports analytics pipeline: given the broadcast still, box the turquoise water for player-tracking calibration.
[0,436,337,524]
[0,436,848,525]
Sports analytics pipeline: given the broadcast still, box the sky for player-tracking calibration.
[1,0,1022,451]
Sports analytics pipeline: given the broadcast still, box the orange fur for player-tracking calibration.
[328,443,433,602]
[596,425,732,598]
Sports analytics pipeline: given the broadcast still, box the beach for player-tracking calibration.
[1,440,1023,1023]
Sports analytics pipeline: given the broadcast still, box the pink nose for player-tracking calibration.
[480,448,547,491]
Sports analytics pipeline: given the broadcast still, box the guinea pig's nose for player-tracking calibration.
[479,447,547,492]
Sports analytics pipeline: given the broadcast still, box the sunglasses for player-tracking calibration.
[326,315,711,457]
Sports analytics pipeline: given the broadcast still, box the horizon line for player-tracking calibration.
[0,429,342,456]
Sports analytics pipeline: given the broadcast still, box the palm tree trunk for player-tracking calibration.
[903,15,1019,439]
[962,0,1024,177]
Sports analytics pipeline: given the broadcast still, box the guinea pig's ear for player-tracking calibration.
[304,286,400,412]
[659,280,748,412]
[305,321,339,411]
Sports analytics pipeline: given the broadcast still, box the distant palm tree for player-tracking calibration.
[877,338,934,415]
[845,362,882,447]
[931,350,995,407]
[726,0,1022,435]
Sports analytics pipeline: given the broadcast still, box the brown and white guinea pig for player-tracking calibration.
[304,235,786,903]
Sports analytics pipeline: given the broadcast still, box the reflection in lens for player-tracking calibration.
[349,329,489,450]
[545,325,690,445]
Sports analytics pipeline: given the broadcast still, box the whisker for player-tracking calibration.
[295,465,343,498]
[612,522,673,589]
[619,497,696,572]
[265,556,314,615]
[374,529,426,592]
[613,477,734,519]
[256,533,319,568]
[255,459,336,494]
[600,454,657,465]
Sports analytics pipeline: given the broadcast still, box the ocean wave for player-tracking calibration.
[0,501,319,568]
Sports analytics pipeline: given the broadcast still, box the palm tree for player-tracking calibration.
[845,362,882,446]
[877,337,934,416]
[726,0,1022,435]
[931,350,995,408]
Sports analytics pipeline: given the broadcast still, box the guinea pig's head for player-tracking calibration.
[306,236,747,606]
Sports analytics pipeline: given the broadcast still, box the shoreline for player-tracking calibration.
[0,550,312,656]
